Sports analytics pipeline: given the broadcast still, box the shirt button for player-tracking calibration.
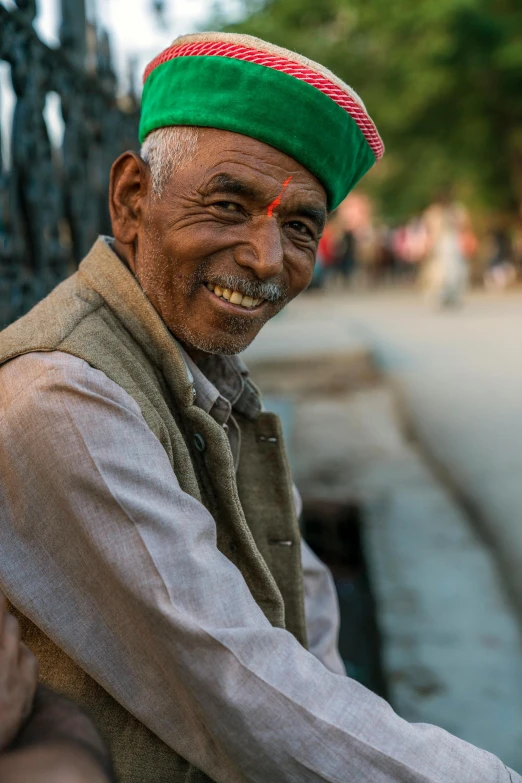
[193,433,206,452]
[192,386,197,399]
[222,423,229,433]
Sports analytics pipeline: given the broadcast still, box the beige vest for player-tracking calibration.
[0,238,307,783]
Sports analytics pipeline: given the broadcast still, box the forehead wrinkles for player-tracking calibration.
[207,146,308,183]
[206,159,294,193]
[203,158,325,210]
[193,129,324,194]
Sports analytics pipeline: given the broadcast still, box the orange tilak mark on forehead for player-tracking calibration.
[266,176,293,217]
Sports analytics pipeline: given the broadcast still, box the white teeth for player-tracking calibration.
[206,283,264,309]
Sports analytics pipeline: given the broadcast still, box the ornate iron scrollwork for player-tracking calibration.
[0,0,139,327]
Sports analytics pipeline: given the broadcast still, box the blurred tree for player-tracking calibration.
[219,0,522,220]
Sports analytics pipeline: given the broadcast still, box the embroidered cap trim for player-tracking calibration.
[144,40,383,161]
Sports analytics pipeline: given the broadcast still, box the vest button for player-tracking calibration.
[193,433,206,452]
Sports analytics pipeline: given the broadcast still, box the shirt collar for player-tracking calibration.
[176,345,261,423]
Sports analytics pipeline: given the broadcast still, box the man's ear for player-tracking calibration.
[109,151,151,245]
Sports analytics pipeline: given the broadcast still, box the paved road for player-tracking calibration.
[246,288,522,614]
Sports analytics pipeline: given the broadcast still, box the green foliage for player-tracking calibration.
[215,0,522,220]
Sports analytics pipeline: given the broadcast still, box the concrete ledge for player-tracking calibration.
[291,386,522,771]
[248,350,378,398]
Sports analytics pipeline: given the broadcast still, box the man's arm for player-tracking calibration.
[0,593,114,782]
[0,685,115,783]
[300,539,346,675]
[293,485,346,675]
[0,744,108,783]
[0,592,38,751]
[0,351,518,783]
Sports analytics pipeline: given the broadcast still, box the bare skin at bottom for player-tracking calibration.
[0,591,114,782]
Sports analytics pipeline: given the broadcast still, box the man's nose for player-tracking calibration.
[233,216,284,280]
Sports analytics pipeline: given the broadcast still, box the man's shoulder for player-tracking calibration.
[0,272,104,369]
[0,351,141,418]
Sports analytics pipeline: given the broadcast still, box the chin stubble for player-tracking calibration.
[172,299,288,355]
[138,241,289,355]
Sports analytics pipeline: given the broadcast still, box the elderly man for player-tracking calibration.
[0,31,518,783]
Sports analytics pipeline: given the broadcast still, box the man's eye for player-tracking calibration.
[216,201,241,212]
[287,221,313,238]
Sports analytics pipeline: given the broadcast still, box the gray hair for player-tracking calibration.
[140,126,200,196]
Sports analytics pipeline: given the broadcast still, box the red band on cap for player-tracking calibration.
[143,41,384,160]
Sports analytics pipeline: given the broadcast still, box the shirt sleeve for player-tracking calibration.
[0,351,516,783]
[292,485,345,675]
[300,539,346,676]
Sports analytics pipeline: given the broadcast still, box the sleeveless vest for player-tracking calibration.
[0,237,307,782]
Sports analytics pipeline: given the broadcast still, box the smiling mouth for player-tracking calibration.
[204,282,265,310]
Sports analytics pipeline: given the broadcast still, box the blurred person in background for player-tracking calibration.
[512,215,522,274]
[311,215,338,288]
[373,224,397,284]
[0,592,114,783]
[315,210,356,288]
[484,223,517,291]
[421,189,474,308]
[392,217,428,284]
[337,192,378,286]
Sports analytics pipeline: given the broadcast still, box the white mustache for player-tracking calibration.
[205,275,286,303]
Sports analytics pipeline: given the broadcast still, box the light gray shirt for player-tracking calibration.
[0,350,518,783]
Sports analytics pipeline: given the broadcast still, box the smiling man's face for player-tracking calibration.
[110,128,327,357]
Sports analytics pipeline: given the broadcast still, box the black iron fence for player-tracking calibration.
[0,0,139,327]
